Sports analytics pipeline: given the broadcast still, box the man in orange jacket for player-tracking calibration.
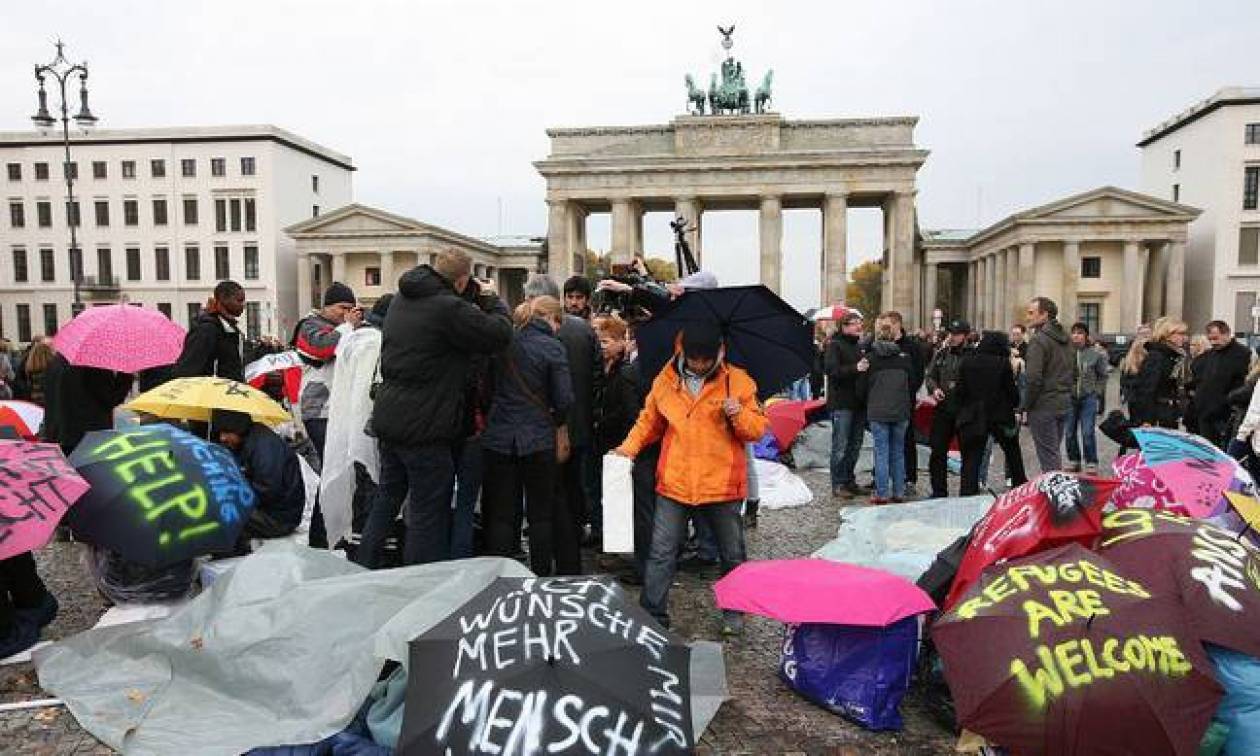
[615,322,768,634]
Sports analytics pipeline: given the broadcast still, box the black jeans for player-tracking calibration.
[356,442,456,568]
[632,445,661,578]
[560,445,591,540]
[483,448,580,576]
[928,402,958,498]
[0,553,49,632]
[305,417,329,548]
[960,425,1027,496]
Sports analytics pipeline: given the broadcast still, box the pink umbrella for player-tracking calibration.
[1109,452,1187,515]
[0,441,91,560]
[52,303,186,374]
[714,559,936,626]
[1130,427,1242,519]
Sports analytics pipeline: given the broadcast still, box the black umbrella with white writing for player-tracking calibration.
[399,576,697,756]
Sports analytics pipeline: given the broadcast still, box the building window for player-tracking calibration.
[230,198,242,232]
[157,302,172,319]
[121,160,136,179]
[312,175,319,193]
[365,267,381,286]
[152,198,168,226]
[244,245,259,280]
[183,197,198,225]
[211,158,226,177]
[181,159,196,177]
[65,200,80,228]
[1078,302,1101,336]
[34,162,49,181]
[94,200,109,227]
[214,245,230,279]
[9,202,23,229]
[187,302,200,326]
[6,163,20,181]
[185,245,200,281]
[1246,166,1259,211]
[64,161,77,180]
[123,199,139,226]
[151,159,166,178]
[241,157,256,176]
[1173,184,1180,203]
[36,201,51,227]
[16,304,31,343]
[39,248,54,282]
[215,199,227,232]
[92,161,107,179]
[245,198,256,232]
[155,247,170,281]
[43,303,58,336]
[312,205,319,218]
[1241,227,1260,266]
[246,302,261,340]
[1173,149,1181,170]
[126,247,141,281]
[97,248,112,282]
[12,248,28,283]
[1247,124,1260,145]
[1080,256,1102,279]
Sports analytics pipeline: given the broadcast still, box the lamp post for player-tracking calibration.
[32,40,98,316]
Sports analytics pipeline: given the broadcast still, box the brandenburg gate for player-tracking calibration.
[534,30,929,321]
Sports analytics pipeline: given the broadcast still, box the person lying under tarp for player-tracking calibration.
[212,408,305,551]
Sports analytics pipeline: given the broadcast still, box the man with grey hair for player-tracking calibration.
[357,248,512,567]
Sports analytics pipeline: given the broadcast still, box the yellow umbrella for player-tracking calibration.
[126,377,291,426]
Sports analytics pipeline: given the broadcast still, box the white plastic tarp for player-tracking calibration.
[755,459,814,510]
[813,495,992,580]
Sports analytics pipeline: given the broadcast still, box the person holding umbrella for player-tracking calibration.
[614,321,768,635]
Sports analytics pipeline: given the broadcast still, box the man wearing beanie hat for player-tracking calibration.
[615,321,768,635]
[212,408,304,548]
[291,281,361,547]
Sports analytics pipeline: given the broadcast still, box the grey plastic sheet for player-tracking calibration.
[35,543,727,754]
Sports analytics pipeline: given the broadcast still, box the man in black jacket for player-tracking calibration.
[1194,320,1252,449]
[824,310,866,498]
[926,320,970,498]
[173,280,246,382]
[359,249,512,566]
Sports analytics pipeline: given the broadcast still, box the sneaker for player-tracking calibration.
[15,593,58,629]
[869,496,890,505]
[832,486,852,500]
[1064,462,1082,473]
[845,482,867,497]
[1084,463,1099,475]
[720,612,745,637]
[890,497,905,504]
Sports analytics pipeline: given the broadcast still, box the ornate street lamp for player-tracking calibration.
[32,40,98,315]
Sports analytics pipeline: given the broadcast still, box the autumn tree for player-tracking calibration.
[845,261,883,320]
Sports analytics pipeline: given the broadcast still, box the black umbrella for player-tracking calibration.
[636,285,814,399]
[400,576,696,755]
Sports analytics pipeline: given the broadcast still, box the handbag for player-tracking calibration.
[504,349,571,464]
[1098,409,1134,447]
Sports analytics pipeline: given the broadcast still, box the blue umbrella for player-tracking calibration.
[636,285,814,399]
[65,424,256,566]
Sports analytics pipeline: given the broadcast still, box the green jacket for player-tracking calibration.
[1073,344,1109,399]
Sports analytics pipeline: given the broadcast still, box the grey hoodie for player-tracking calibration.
[1022,319,1075,414]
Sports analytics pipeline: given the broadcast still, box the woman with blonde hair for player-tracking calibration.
[481,295,579,576]
[1129,317,1190,429]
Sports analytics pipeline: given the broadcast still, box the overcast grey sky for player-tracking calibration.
[2,0,1257,310]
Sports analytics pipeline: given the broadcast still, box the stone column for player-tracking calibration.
[1006,247,1020,326]
[297,253,313,311]
[674,197,703,267]
[1144,243,1166,322]
[546,200,569,277]
[976,256,988,327]
[566,205,587,273]
[611,199,635,263]
[1165,240,1185,320]
[378,251,394,292]
[759,195,783,293]
[631,202,644,258]
[968,260,978,323]
[986,254,998,328]
[1123,240,1143,331]
[923,262,938,321]
[888,192,918,324]
[1061,240,1080,327]
[1017,242,1036,317]
[331,252,346,286]
[994,249,1008,330]
[821,193,848,305]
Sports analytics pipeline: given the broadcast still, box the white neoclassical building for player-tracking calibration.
[0,125,353,342]
[285,204,543,310]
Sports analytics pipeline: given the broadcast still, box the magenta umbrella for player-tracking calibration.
[714,559,936,625]
[0,441,91,560]
[53,303,186,373]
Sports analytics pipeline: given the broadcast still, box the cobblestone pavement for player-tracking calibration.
[2,384,1123,755]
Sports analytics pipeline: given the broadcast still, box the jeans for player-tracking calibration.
[1065,394,1101,465]
[482,449,580,576]
[305,417,329,548]
[641,496,745,626]
[870,420,909,499]
[928,402,958,498]
[450,436,483,560]
[829,409,864,489]
[1027,410,1067,474]
[356,442,455,568]
[632,446,660,578]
